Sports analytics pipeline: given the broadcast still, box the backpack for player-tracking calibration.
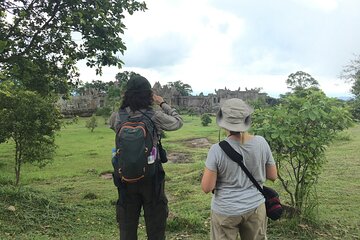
[112,109,157,186]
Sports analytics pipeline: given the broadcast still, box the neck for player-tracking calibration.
[228,132,252,142]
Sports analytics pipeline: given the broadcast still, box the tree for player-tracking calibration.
[1,0,147,96]
[341,54,360,85]
[96,106,112,124]
[187,108,197,119]
[86,115,98,132]
[341,55,360,120]
[0,81,61,185]
[115,71,141,85]
[111,71,142,108]
[349,76,360,120]
[0,0,146,184]
[165,80,193,96]
[286,71,319,91]
[252,88,352,218]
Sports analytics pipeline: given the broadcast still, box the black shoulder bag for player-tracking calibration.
[219,140,283,220]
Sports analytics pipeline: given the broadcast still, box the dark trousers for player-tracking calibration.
[116,179,168,240]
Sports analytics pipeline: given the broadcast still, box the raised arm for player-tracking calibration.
[153,94,183,131]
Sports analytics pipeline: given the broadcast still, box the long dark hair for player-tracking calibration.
[120,89,153,111]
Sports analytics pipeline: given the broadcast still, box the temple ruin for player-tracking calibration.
[57,88,106,117]
[153,82,266,113]
[58,82,266,117]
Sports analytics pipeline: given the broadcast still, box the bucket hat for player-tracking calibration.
[126,75,151,91]
[216,98,254,132]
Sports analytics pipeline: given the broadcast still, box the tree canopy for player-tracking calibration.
[165,80,193,96]
[341,54,360,84]
[341,55,360,120]
[0,0,146,95]
[286,71,319,91]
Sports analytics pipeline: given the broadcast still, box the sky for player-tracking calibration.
[77,0,360,98]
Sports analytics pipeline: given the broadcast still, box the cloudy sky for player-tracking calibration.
[77,0,360,97]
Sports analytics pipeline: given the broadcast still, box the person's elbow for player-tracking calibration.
[201,168,217,194]
[266,164,278,181]
[201,182,213,194]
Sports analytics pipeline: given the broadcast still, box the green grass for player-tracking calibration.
[0,116,359,239]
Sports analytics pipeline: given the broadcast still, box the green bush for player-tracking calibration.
[252,88,353,219]
[85,115,98,132]
[95,106,112,117]
[200,113,212,126]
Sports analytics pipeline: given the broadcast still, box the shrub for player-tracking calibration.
[252,89,353,219]
[95,106,112,117]
[85,115,98,132]
[201,113,212,126]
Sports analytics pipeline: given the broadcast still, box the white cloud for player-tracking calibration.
[76,0,360,98]
[291,0,338,12]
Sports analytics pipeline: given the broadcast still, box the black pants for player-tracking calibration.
[116,179,168,240]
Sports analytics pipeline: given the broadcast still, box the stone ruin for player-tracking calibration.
[153,82,266,114]
[57,88,106,117]
[58,82,266,117]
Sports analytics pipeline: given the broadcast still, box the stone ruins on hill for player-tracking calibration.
[58,82,266,117]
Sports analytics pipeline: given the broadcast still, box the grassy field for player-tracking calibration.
[0,116,359,240]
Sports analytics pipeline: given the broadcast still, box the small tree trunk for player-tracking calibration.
[14,140,21,186]
[15,163,21,186]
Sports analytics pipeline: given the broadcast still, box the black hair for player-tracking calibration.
[120,89,153,111]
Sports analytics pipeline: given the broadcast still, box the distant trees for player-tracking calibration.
[341,55,360,120]
[252,73,353,219]
[75,80,109,95]
[165,80,193,96]
[110,71,142,109]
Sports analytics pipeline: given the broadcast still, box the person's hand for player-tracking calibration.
[153,94,164,105]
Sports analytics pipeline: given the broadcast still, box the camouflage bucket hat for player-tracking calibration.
[216,98,254,132]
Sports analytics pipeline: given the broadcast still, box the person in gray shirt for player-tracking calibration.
[201,98,277,240]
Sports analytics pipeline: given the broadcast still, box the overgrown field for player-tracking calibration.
[0,116,359,239]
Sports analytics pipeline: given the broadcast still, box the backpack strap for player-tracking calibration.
[218,140,265,196]
[117,108,153,132]
[138,109,160,142]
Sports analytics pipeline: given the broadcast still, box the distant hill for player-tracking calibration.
[337,96,353,101]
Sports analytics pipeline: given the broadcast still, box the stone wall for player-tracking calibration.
[155,83,266,113]
[58,83,266,116]
[57,89,105,117]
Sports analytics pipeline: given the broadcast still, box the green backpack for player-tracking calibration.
[112,109,157,186]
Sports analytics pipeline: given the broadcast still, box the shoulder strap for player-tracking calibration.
[218,140,265,196]
[118,107,134,123]
[138,109,156,129]
[138,109,161,141]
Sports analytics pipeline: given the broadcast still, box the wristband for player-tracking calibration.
[159,101,167,107]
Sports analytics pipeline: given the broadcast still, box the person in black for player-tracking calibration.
[110,75,183,240]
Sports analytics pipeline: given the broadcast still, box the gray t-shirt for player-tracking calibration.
[205,136,275,216]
